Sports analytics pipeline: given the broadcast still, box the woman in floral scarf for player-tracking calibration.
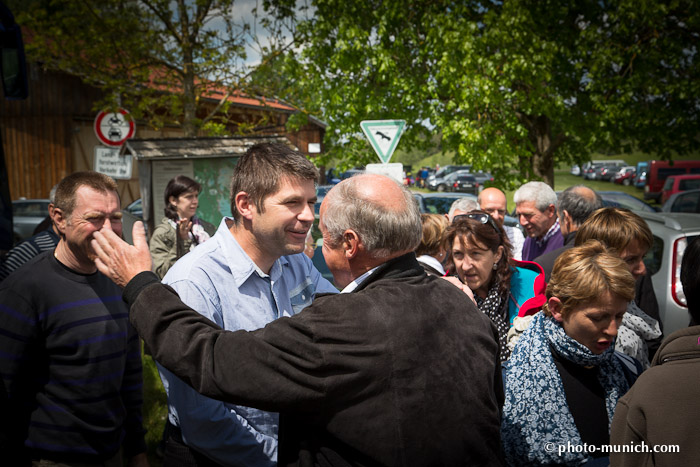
[501,240,641,466]
[444,211,544,362]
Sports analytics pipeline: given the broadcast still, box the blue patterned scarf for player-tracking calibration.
[501,312,631,466]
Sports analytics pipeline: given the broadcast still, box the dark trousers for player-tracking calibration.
[163,423,224,467]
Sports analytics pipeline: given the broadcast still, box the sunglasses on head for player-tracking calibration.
[453,212,501,235]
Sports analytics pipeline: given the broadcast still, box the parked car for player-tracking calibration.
[662,189,700,214]
[598,165,620,181]
[473,171,494,185]
[643,159,700,203]
[637,212,700,335]
[582,160,627,180]
[413,191,521,231]
[426,165,471,188]
[660,174,700,205]
[612,166,636,185]
[124,198,143,218]
[570,165,581,176]
[11,198,50,243]
[597,191,657,213]
[634,170,647,189]
[450,174,480,195]
[428,170,468,192]
[314,185,333,217]
[413,192,476,215]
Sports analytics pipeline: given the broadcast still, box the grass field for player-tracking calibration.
[142,350,167,466]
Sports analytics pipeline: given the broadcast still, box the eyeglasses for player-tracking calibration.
[453,212,501,235]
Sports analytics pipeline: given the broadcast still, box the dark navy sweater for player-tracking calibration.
[0,251,146,464]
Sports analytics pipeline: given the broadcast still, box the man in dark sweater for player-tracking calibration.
[0,172,148,466]
[93,174,505,466]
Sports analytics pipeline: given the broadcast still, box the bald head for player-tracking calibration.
[478,187,508,226]
[321,174,421,258]
[556,185,604,235]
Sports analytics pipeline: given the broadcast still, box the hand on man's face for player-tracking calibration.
[91,221,152,288]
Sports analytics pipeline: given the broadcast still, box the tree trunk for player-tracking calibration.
[529,116,555,187]
[182,67,197,137]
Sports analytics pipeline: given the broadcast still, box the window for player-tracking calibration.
[671,192,700,213]
[679,179,700,191]
[644,235,664,276]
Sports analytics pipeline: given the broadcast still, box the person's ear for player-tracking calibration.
[234,192,255,220]
[495,245,504,264]
[168,195,178,207]
[343,230,361,259]
[548,297,565,322]
[52,206,68,235]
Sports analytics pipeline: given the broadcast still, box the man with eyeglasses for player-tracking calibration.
[478,187,524,260]
[514,181,564,261]
[0,171,148,466]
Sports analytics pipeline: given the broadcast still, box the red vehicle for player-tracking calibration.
[643,160,700,202]
[613,167,636,185]
[661,174,700,204]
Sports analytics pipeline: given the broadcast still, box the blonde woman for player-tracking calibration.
[502,240,642,466]
[415,213,449,276]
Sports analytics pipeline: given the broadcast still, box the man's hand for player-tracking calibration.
[91,221,152,288]
[441,276,477,306]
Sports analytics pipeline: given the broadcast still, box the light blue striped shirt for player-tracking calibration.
[157,217,337,466]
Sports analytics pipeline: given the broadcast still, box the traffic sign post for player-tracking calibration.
[360,120,406,164]
[94,109,136,147]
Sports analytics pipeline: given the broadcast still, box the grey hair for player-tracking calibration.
[514,181,557,212]
[49,184,58,203]
[322,176,422,258]
[556,185,603,227]
[448,197,480,219]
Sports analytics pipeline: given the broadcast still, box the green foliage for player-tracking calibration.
[15,0,286,137]
[261,0,699,187]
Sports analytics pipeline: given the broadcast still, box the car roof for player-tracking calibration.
[414,192,477,199]
[636,211,700,233]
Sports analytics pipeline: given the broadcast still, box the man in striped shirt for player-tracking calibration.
[0,171,148,466]
[0,185,59,282]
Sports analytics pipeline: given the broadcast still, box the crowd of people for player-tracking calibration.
[0,143,698,467]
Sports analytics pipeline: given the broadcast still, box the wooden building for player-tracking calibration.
[0,63,326,205]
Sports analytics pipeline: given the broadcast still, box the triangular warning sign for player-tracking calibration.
[360,120,406,164]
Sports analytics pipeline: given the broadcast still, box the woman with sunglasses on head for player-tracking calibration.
[502,240,642,466]
[444,210,545,362]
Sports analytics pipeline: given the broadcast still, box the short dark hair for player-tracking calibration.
[54,171,118,218]
[229,143,318,220]
[164,175,201,221]
[557,185,603,227]
[681,236,700,325]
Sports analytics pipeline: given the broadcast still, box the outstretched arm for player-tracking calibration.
[92,221,153,287]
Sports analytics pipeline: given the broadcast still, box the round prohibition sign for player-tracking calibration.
[94,109,135,147]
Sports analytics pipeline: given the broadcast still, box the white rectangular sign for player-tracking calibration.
[365,163,405,184]
[94,147,133,180]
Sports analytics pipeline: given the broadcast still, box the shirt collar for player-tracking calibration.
[536,218,561,247]
[340,266,380,294]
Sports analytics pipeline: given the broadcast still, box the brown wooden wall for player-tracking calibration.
[0,64,325,202]
[0,64,101,199]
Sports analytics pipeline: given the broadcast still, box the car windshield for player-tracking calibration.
[599,193,656,212]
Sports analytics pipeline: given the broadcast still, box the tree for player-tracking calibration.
[261,0,699,186]
[15,0,298,137]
